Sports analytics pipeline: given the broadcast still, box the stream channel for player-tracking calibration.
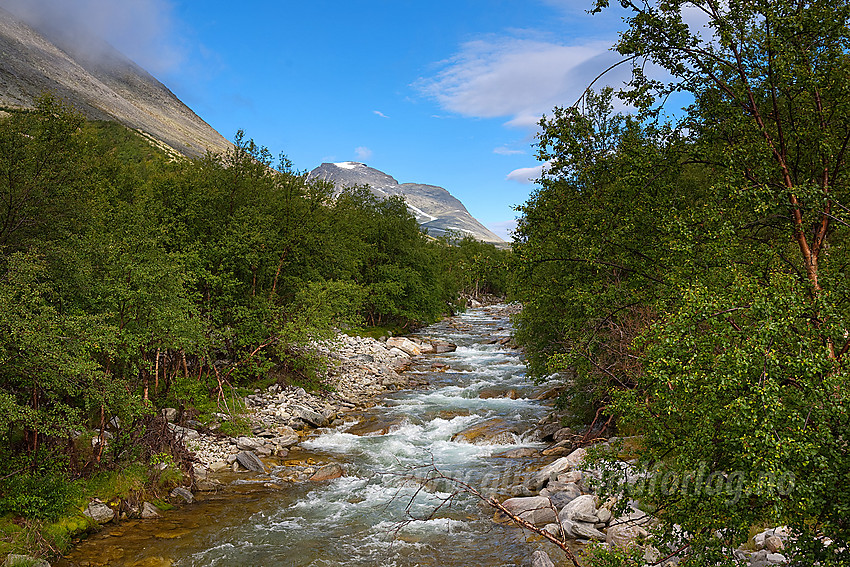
[58,304,565,567]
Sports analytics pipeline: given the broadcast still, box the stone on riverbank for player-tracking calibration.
[558,494,597,523]
[141,502,160,519]
[235,450,267,473]
[170,487,194,504]
[499,496,558,526]
[295,406,330,428]
[526,448,587,491]
[2,555,50,567]
[83,500,114,524]
[386,337,421,356]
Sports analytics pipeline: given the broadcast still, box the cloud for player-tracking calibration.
[494,146,525,156]
[373,110,389,118]
[415,34,630,129]
[487,219,518,241]
[0,0,184,74]
[507,164,546,184]
[355,146,373,160]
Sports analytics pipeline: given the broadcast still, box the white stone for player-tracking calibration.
[530,550,555,567]
[500,496,558,526]
[83,500,114,524]
[558,494,597,523]
[141,502,160,519]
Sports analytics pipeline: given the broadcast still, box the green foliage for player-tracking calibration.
[0,456,79,521]
[581,543,644,567]
[0,99,493,547]
[513,1,850,562]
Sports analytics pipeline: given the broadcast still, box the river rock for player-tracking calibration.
[141,502,160,519]
[236,436,264,451]
[526,448,587,491]
[169,487,194,504]
[558,471,582,484]
[552,427,573,442]
[309,463,344,482]
[419,342,436,354]
[493,447,537,458]
[530,550,555,567]
[540,483,582,509]
[274,426,299,446]
[83,500,114,524]
[500,496,558,526]
[432,341,457,353]
[295,406,330,428]
[559,494,597,523]
[195,478,223,492]
[235,450,267,473]
[386,337,421,356]
[451,417,518,445]
[509,484,534,498]
[565,519,606,541]
[2,555,50,567]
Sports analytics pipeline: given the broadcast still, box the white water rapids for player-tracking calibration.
[60,305,564,567]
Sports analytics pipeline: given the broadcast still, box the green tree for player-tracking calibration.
[513,1,850,562]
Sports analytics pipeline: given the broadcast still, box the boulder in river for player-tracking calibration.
[451,417,519,445]
[170,487,194,504]
[564,518,606,540]
[235,450,267,473]
[309,463,345,482]
[236,436,264,451]
[558,494,598,523]
[493,447,537,458]
[530,550,555,567]
[432,341,458,353]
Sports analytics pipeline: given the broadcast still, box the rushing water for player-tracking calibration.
[59,305,565,567]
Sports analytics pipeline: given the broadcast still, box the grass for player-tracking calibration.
[0,461,191,561]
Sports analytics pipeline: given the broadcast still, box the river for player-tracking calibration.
[58,305,565,567]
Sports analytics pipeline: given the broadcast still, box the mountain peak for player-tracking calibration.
[308,163,504,245]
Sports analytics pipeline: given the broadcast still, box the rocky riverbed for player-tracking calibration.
[44,307,796,567]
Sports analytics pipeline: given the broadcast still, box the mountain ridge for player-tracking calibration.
[0,7,231,157]
[308,162,505,245]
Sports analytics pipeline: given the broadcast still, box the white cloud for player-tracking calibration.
[355,146,373,160]
[494,146,525,156]
[507,164,546,184]
[0,0,184,74]
[373,110,389,118]
[415,34,630,129]
[487,219,518,241]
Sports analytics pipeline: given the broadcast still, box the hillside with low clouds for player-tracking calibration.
[0,7,231,157]
[308,161,505,246]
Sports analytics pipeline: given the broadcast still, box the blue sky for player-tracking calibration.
[4,0,636,241]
